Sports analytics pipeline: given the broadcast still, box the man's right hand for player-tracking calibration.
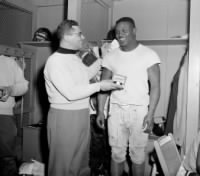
[100,80,123,91]
[0,86,12,102]
[96,113,105,129]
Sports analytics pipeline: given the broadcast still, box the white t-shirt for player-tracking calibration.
[102,44,161,106]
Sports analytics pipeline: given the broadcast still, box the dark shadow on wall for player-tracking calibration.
[39,125,49,175]
[50,31,60,53]
[35,67,49,173]
[36,66,49,125]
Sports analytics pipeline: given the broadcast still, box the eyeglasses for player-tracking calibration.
[71,32,83,37]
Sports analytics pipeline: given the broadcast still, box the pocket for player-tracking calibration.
[107,114,118,146]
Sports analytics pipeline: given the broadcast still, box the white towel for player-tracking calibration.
[19,159,44,176]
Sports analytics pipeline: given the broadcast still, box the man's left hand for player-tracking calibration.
[142,114,154,134]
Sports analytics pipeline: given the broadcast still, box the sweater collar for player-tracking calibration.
[57,47,79,54]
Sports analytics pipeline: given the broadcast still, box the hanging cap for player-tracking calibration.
[32,27,52,42]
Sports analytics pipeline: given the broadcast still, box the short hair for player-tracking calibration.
[116,17,136,28]
[57,19,79,40]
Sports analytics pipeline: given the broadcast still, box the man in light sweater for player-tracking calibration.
[43,19,122,176]
[0,55,28,176]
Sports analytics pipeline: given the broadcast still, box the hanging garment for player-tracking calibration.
[165,50,188,134]
[173,51,189,150]
[165,65,181,134]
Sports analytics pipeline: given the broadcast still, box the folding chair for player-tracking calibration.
[154,133,182,176]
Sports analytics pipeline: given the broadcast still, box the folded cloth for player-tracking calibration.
[82,51,98,67]
[19,159,44,176]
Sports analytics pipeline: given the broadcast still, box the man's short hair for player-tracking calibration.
[57,19,79,40]
[116,17,136,28]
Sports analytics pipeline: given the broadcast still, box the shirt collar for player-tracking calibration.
[57,47,79,54]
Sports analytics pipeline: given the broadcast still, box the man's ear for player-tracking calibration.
[133,28,137,35]
[63,33,73,42]
[63,34,69,41]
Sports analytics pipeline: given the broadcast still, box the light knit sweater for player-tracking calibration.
[0,55,29,115]
[44,52,101,110]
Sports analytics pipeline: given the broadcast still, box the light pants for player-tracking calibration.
[47,108,91,176]
[108,104,148,164]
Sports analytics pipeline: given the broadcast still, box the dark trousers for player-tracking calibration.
[0,115,18,176]
[0,115,17,157]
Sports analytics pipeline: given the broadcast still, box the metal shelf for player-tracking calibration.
[139,38,188,45]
